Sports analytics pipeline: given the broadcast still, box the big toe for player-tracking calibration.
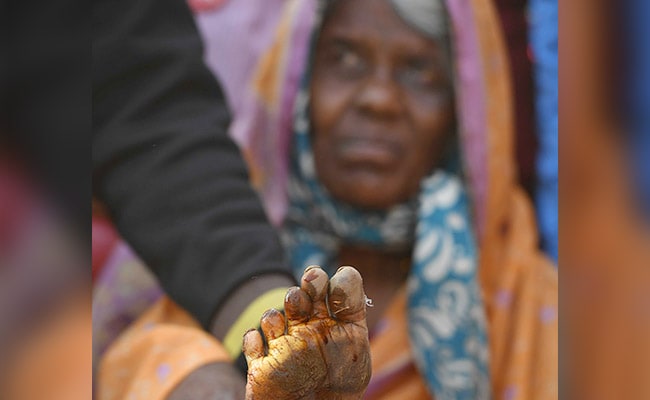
[328,266,367,323]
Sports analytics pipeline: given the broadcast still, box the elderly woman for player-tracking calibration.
[98,0,557,399]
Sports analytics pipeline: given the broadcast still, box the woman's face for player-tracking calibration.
[311,0,454,210]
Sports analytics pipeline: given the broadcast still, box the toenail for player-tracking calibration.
[336,265,352,274]
[304,265,321,273]
[303,268,321,282]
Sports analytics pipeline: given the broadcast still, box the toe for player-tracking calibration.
[284,286,312,326]
[243,329,265,366]
[300,265,330,318]
[328,266,367,323]
[260,308,286,341]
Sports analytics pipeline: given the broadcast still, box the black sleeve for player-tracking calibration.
[92,0,293,329]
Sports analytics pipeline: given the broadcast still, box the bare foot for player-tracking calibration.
[243,266,371,400]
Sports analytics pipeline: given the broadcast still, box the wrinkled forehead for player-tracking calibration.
[322,0,449,41]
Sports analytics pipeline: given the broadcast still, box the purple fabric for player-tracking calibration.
[193,0,286,116]
[92,242,163,364]
[228,0,318,225]
[446,0,489,237]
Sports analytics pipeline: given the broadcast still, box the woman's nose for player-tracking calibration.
[355,68,402,118]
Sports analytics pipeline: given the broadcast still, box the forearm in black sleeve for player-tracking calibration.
[92,0,294,330]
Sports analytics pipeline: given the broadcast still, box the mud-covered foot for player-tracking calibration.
[243,266,371,400]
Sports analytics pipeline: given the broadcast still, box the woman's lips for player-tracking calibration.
[337,137,401,167]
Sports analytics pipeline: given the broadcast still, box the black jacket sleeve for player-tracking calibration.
[92,0,293,329]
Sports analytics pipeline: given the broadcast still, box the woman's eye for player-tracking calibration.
[330,46,366,77]
[339,49,362,69]
[400,60,446,88]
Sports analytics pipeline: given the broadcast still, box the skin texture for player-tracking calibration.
[311,0,455,209]
[243,266,371,400]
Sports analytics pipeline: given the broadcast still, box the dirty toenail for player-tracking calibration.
[304,268,320,282]
[304,265,320,273]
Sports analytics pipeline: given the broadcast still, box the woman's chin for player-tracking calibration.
[328,183,406,211]
[319,165,419,210]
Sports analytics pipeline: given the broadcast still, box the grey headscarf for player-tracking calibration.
[389,0,449,40]
[322,0,451,62]
[323,0,449,40]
